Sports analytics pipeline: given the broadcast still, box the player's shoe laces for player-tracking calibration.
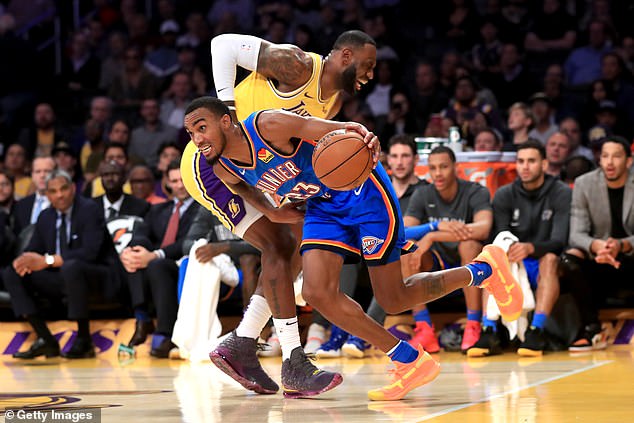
[368,344,440,401]
[315,325,349,358]
[517,326,548,357]
[209,331,279,394]
[474,245,523,321]
[342,336,369,358]
[461,320,482,353]
[466,326,502,357]
[408,322,440,353]
[281,347,343,398]
[258,328,282,357]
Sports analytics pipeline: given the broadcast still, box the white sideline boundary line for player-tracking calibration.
[418,360,611,421]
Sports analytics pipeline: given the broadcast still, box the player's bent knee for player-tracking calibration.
[374,294,407,315]
[539,252,559,269]
[458,239,482,255]
[301,284,328,309]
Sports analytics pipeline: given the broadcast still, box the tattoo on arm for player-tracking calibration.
[258,45,311,86]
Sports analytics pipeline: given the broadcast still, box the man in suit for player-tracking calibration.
[120,160,200,357]
[561,135,634,351]
[95,160,150,221]
[12,156,55,239]
[3,169,117,359]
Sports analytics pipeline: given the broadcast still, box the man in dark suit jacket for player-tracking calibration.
[12,157,56,239]
[94,161,150,221]
[3,169,119,359]
[120,161,200,357]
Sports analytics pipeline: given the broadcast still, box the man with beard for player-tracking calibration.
[17,102,69,158]
[561,136,634,352]
[469,139,571,357]
[94,161,149,221]
[180,30,376,397]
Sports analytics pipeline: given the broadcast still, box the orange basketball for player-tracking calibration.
[312,129,374,191]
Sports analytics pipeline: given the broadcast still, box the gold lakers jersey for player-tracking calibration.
[234,52,339,120]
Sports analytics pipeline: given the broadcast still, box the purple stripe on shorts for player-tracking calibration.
[196,152,247,226]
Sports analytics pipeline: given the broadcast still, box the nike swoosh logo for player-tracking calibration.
[285,321,298,326]
[217,87,228,92]
[239,169,245,175]
[354,183,364,196]
[304,92,314,99]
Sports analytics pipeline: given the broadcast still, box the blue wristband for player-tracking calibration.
[405,221,439,240]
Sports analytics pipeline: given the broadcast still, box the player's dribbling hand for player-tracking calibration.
[268,201,306,224]
[344,123,381,168]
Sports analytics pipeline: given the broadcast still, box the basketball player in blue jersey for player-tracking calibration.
[181,31,376,398]
[184,97,524,401]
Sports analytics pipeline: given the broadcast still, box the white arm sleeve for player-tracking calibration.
[210,34,263,102]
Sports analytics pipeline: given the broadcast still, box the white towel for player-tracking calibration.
[487,231,536,341]
[172,239,224,361]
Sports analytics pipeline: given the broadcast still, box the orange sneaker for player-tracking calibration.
[460,320,481,353]
[367,344,440,401]
[473,245,523,322]
[408,322,440,353]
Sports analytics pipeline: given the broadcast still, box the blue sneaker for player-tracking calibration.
[315,326,349,358]
[342,335,369,358]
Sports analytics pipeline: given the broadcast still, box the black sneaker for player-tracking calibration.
[209,331,279,394]
[517,326,546,357]
[466,326,503,357]
[569,323,608,352]
[281,347,343,398]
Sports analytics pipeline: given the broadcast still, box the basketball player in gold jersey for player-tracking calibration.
[180,31,377,397]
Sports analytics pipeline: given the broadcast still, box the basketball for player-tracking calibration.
[312,129,374,191]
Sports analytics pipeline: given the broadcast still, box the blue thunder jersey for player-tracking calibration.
[218,111,330,202]
[218,111,416,266]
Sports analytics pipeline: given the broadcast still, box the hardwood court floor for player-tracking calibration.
[1,346,633,422]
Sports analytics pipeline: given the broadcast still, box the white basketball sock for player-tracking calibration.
[235,295,271,339]
[273,317,302,360]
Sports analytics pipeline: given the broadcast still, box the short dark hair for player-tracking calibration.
[388,134,417,156]
[601,135,632,157]
[167,159,181,174]
[476,127,502,145]
[517,138,546,160]
[0,169,14,185]
[158,142,182,156]
[429,146,456,163]
[332,30,376,51]
[104,142,128,159]
[562,155,595,182]
[185,96,230,117]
